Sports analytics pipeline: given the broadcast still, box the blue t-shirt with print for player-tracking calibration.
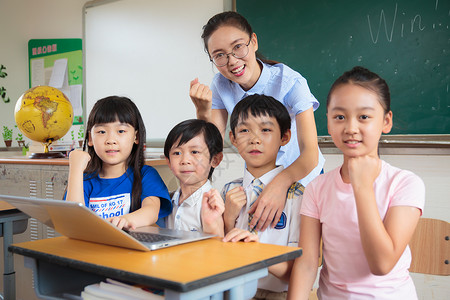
[65,165,171,220]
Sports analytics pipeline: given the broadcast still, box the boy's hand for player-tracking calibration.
[201,189,225,225]
[107,216,137,230]
[248,177,287,232]
[223,228,259,243]
[224,186,247,225]
[69,149,91,171]
[189,78,212,120]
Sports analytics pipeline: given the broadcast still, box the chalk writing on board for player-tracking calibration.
[410,15,425,33]
[367,3,397,43]
[367,3,428,44]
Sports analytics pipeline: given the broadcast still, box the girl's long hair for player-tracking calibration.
[83,96,146,212]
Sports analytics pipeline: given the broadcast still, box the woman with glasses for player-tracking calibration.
[189,11,324,237]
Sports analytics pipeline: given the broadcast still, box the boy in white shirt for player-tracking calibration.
[163,119,225,236]
[221,94,304,299]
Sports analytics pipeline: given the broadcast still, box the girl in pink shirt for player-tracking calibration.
[288,67,425,300]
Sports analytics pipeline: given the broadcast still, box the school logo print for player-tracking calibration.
[274,212,287,229]
[89,193,130,219]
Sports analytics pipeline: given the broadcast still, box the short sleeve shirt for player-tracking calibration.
[211,60,325,186]
[301,160,425,299]
[165,180,212,232]
[66,165,172,220]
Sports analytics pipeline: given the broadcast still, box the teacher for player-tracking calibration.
[189,11,325,232]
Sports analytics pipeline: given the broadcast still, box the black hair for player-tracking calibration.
[201,11,279,65]
[229,94,291,137]
[83,96,146,212]
[164,119,223,180]
[327,66,391,113]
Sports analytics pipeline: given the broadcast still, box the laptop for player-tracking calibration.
[0,194,215,251]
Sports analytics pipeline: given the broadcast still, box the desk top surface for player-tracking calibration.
[10,236,301,292]
[0,202,15,210]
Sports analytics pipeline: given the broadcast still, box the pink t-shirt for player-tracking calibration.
[301,160,425,300]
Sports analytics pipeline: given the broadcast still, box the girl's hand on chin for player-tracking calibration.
[348,156,381,190]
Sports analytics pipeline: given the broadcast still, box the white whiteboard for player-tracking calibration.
[83,0,225,143]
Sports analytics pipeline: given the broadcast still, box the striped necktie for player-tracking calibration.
[248,178,264,233]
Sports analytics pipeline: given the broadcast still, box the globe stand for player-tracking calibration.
[28,141,65,159]
[29,152,65,159]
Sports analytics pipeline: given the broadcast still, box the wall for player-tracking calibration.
[84,0,225,142]
[0,0,88,148]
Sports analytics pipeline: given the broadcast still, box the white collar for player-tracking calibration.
[172,180,212,207]
[242,166,284,190]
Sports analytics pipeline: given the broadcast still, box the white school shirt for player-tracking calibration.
[165,180,212,232]
[222,166,302,292]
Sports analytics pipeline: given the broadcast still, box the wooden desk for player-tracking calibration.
[0,156,175,299]
[10,236,301,299]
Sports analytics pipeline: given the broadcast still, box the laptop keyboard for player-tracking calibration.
[127,231,179,243]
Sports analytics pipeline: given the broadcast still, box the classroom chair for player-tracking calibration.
[409,218,450,275]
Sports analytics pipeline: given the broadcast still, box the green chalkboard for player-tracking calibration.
[237,0,450,136]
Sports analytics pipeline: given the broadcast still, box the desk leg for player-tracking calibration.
[2,221,14,300]
[164,268,267,300]
[210,294,223,300]
[228,283,244,299]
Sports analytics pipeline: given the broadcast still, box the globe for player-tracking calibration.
[14,86,73,158]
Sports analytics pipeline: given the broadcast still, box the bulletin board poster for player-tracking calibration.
[28,39,83,125]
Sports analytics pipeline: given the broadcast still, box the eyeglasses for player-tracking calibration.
[210,39,251,67]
